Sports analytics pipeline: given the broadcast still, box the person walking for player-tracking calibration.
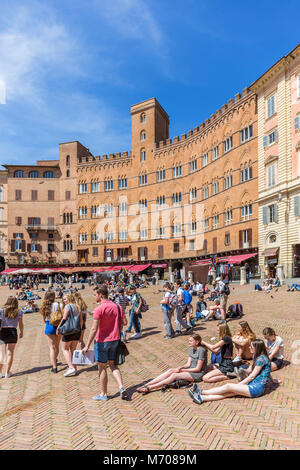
[56,293,83,377]
[115,287,130,342]
[0,296,24,378]
[82,285,128,401]
[160,282,175,339]
[73,292,88,349]
[174,281,193,335]
[40,291,62,373]
[125,285,142,340]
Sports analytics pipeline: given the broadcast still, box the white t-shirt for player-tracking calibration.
[163,291,171,303]
[45,302,62,322]
[177,288,184,304]
[266,336,284,360]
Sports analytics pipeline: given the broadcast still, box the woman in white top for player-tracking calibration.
[56,293,83,377]
[263,327,284,371]
[40,291,62,374]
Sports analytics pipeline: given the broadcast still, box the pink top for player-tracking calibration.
[93,299,125,343]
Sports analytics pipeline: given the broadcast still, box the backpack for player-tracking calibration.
[183,290,192,305]
[169,293,178,309]
[227,303,243,318]
[223,284,230,295]
[140,297,149,312]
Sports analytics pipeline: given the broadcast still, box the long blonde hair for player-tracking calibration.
[40,292,56,322]
[73,292,87,313]
[3,296,19,319]
[219,322,232,340]
[238,321,256,341]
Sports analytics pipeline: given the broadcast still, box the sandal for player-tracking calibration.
[136,386,150,395]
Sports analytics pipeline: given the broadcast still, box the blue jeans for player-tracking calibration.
[254,284,262,291]
[126,309,141,333]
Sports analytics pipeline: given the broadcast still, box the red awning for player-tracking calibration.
[223,253,257,264]
[1,268,19,274]
[128,263,152,273]
[152,264,167,268]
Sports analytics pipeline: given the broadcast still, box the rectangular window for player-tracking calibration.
[189,188,197,202]
[224,136,233,152]
[225,233,230,246]
[212,146,219,161]
[31,190,37,201]
[65,191,71,200]
[118,178,127,189]
[212,215,219,228]
[92,247,98,257]
[203,153,208,167]
[173,166,182,178]
[15,190,22,200]
[267,94,276,118]
[173,242,179,252]
[140,228,148,240]
[241,125,253,143]
[204,218,209,231]
[119,202,128,214]
[139,174,147,186]
[79,183,87,194]
[203,186,209,200]
[140,150,146,162]
[105,180,113,191]
[267,164,276,187]
[48,190,54,201]
[190,159,197,172]
[15,217,22,225]
[91,182,100,192]
[157,170,166,182]
[189,239,195,250]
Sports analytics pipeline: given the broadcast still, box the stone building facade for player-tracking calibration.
[250,44,300,278]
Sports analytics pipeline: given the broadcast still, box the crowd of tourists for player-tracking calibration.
[0,273,285,406]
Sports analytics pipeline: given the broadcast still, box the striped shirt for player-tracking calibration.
[115,295,129,312]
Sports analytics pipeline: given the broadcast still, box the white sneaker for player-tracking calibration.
[232,356,242,364]
[63,368,77,377]
[5,372,12,378]
[130,333,142,339]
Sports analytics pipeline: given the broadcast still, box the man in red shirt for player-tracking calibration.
[82,285,128,401]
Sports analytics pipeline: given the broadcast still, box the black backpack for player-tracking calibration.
[227,303,243,318]
[224,283,230,295]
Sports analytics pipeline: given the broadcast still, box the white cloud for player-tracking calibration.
[94,0,164,48]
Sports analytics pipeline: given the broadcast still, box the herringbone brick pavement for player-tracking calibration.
[0,284,299,450]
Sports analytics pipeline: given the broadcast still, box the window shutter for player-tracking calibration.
[274,128,278,141]
[239,231,243,248]
[27,244,32,253]
[138,247,141,260]
[11,240,15,252]
[213,237,217,252]
[145,247,148,259]
[37,244,42,253]
[274,204,278,223]
[37,218,41,225]
[28,217,32,225]
[295,116,300,130]
[20,233,24,239]
[21,240,26,252]
[294,196,300,217]
[48,217,54,226]
[203,239,207,251]
[248,229,252,248]
[13,233,17,239]
[263,136,268,147]
[263,207,268,225]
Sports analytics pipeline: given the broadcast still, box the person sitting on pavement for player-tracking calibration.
[201,322,234,383]
[231,321,256,367]
[188,339,281,405]
[195,294,207,321]
[136,334,207,394]
[263,327,285,372]
[287,283,300,292]
[201,298,222,322]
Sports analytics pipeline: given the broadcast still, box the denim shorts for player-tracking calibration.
[94,340,119,363]
[45,321,57,335]
[248,382,265,398]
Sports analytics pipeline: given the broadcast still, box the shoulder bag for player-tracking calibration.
[115,305,129,366]
[49,303,63,326]
[59,304,81,336]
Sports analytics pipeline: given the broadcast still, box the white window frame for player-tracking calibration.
[266,94,276,118]
[212,146,219,161]
[140,149,146,162]
[203,153,208,167]
[267,164,276,187]
[190,159,197,173]
[91,182,100,193]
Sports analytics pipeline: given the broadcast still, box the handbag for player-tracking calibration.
[59,304,81,336]
[115,305,129,366]
[49,303,63,326]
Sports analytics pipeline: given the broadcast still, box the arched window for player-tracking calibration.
[29,171,40,178]
[66,155,70,167]
[14,170,25,178]
[43,171,54,178]
[66,169,70,178]
[140,130,146,141]
[140,149,146,162]
[140,113,146,123]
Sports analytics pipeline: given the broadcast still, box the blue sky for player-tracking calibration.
[0,0,299,164]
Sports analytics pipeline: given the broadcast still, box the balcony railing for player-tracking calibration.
[25,224,58,231]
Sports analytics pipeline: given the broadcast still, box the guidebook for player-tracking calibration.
[72,349,95,365]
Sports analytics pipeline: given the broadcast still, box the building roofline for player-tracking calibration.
[249,43,300,92]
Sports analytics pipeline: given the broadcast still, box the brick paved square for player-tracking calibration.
[0,284,299,450]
